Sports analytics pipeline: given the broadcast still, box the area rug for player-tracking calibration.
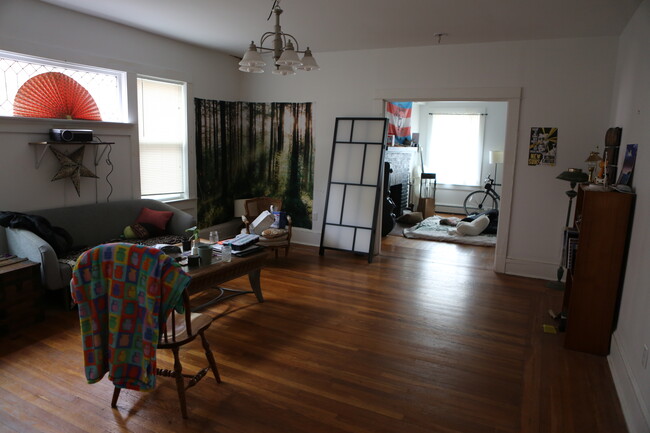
[403,216,496,247]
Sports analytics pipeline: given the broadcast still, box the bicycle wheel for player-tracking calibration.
[464,191,498,215]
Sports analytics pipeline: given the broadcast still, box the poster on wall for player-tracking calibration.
[616,143,638,186]
[528,127,558,166]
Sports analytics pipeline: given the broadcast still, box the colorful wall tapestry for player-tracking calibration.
[386,101,412,144]
[195,99,314,229]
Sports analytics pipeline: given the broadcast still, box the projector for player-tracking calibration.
[49,129,94,142]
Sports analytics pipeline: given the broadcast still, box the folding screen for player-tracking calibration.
[319,117,388,263]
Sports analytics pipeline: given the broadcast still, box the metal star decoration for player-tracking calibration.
[49,145,98,196]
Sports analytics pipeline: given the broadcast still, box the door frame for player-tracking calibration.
[374,87,522,273]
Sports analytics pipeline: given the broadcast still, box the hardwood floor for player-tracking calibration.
[0,242,628,432]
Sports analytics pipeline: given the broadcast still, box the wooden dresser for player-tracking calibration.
[562,185,635,355]
[0,258,44,335]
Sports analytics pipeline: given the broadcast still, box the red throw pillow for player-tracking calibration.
[135,207,173,233]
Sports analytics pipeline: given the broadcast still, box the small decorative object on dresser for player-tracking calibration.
[584,149,602,183]
[617,143,638,186]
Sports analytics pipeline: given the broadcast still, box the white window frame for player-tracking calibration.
[0,49,127,122]
[137,75,189,202]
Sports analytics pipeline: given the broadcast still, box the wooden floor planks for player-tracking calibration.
[0,240,628,432]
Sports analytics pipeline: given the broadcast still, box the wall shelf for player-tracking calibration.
[28,141,114,169]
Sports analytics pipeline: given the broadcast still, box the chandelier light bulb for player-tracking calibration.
[272,65,296,76]
[239,65,265,73]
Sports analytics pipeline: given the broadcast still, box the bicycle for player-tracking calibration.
[463,174,500,215]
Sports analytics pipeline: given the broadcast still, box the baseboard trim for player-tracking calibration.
[608,334,650,433]
[503,258,557,280]
[292,228,321,247]
[434,204,466,214]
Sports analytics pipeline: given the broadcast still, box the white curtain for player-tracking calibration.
[426,114,483,186]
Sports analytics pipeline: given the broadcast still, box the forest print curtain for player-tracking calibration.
[195,99,314,229]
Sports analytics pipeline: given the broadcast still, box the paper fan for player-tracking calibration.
[13,72,102,121]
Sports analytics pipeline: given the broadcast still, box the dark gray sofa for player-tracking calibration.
[3,199,195,292]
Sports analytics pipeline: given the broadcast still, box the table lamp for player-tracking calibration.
[546,168,589,290]
[585,150,602,183]
[489,150,504,183]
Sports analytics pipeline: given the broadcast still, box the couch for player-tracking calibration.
[3,199,195,292]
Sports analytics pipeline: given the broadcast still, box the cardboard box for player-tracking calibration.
[418,198,435,218]
[250,210,275,235]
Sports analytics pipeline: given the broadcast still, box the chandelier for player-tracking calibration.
[238,0,319,75]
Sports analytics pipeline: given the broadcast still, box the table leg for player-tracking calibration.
[248,269,264,303]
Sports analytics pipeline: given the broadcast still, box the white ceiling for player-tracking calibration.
[38,0,642,58]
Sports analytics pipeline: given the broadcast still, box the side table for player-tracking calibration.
[0,258,44,335]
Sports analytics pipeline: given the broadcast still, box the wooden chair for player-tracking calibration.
[71,243,221,419]
[114,288,221,418]
[241,197,292,258]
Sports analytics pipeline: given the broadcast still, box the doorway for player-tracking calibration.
[374,87,522,273]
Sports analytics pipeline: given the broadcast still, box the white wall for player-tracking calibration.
[241,37,618,277]
[0,0,241,216]
[607,1,650,431]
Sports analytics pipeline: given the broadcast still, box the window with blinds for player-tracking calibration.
[137,77,187,201]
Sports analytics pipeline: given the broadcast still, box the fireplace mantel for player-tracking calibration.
[386,146,418,153]
[384,146,419,215]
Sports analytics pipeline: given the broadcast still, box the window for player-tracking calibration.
[426,113,485,186]
[0,50,126,121]
[137,77,188,201]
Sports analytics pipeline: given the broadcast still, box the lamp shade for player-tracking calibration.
[489,150,504,164]
[239,65,265,73]
[557,168,589,183]
[239,42,266,67]
[296,48,320,71]
[585,151,602,163]
[234,199,247,218]
[276,41,302,66]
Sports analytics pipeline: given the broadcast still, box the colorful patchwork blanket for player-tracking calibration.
[71,243,191,391]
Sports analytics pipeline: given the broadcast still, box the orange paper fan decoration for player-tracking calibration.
[13,72,102,121]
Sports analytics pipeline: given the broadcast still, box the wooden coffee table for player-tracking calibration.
[183,249,269,311]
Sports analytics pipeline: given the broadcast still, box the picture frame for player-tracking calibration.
[617,143,638,186]
[528,127,557,166]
